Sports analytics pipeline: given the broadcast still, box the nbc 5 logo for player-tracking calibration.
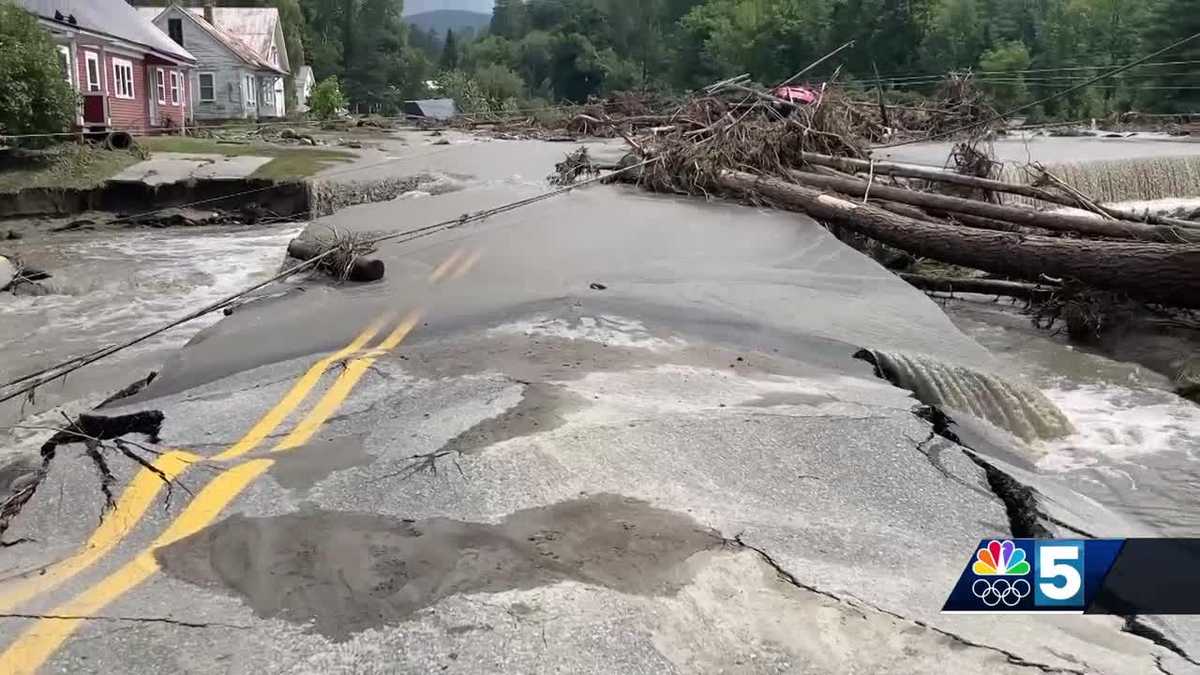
[1034,541,1085,607]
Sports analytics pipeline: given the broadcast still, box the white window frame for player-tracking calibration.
[155,67,166,104]
[84,51,101,92]
[197,72,215,102]
[244,74,256,106]
[112,58,134,99]
[57,45,73,86]
[169,71,181,105]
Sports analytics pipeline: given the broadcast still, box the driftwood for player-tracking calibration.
[287,239,385,282]
[718,170,1200,308]
[786,169,1200,243]
[797,152,1200,231]
[897,273,1058,301]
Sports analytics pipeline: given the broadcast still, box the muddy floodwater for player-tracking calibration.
[0,222,300,426]
[944,298,1200,534]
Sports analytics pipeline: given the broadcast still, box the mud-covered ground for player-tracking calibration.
[1,133,1198,674]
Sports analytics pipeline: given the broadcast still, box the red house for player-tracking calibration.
[15,0,198,134]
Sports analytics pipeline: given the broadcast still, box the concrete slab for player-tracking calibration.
[191,155,273,179]
[109,153,272,186]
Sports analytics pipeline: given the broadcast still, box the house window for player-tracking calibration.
[112,58,134,99]
[84,51,101,91]
[156,68,166,103]
[198,72,215,101]
[269,46,278,66]
[244,75,256,106]
[170,71,181,105]
[167,18,183,47]
[57,45,72,85]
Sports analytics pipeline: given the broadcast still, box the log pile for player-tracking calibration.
[592,74,1200,315]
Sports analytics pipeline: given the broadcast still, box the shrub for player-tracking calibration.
[0,2,77,139]
[309,75,347,120]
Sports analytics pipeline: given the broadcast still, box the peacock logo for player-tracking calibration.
[972,539,1031,576]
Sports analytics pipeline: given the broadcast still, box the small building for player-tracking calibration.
[13,0,197,133]
[294,65,315,114]
[138,4,289,120]
[403,99,459,121]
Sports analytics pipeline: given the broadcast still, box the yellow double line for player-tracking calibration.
[0,312,420,674]
[428,248,481,284]
[0,246,480,674]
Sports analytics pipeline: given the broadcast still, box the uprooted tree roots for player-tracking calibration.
[0,373,179,543]
[636,93,869,194]
[550,147,601,186]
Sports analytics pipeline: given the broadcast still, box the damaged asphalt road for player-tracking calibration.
[1,155,1199,673]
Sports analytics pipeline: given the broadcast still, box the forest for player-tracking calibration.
[193,0,1200,117]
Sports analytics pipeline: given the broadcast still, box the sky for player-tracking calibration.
[403,0,495,15]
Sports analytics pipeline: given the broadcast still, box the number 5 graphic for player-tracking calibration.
[1035,541,1085,607]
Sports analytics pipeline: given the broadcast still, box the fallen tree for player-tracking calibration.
[287,237,385,283]
[786,170,1200,243]
[717,170,1200,308]
[796,151,1200,231]
[897,272,1058,301]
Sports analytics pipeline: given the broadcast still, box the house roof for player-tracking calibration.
[183,7,278,63]
[14,0,195,63]
[137,6,285,75]
[404,99,459,120]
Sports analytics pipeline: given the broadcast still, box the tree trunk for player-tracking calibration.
[287,239,385,282]
[718,170,1200,308]
[897,273,1057,301]
[786,170,1200,243]
[797,152,1200,231]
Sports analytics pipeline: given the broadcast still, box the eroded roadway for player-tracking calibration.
[1,138,1197,674]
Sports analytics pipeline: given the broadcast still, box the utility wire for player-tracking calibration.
[879,30,1200,148]
[0,158,657,405]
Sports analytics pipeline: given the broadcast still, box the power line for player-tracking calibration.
[879,30,1200,148]
[0,157,658,404]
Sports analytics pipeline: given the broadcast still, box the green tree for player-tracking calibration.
[465,35,517,70]
[0,1,77,138]
[474,64,527,107]
[1138,0,1198,111]
[491,0,527,39]
[517,31,555,94]
[978,39,1032,110]
[920,0,986,70]
[436,70,489,112]
[309,74,348,118]
[441,28,460,70]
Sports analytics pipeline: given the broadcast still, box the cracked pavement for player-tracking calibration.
[2,144,1199,673]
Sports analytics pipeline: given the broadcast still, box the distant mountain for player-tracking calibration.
[403,0,493,17]
[405,9,491,36]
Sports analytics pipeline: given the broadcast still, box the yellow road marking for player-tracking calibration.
[448,250,481,281]
[0,451,198,614]
[0,321,383,618]
[213,320,383,461]
[0,313,422,674]
[428,249,465,283]
[0,459,273,675]
[275,310,421,451]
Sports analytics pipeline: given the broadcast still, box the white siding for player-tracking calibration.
[152,8,250,119]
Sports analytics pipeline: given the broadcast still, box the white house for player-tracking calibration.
[138,4,289,119]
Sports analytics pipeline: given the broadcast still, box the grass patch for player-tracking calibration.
[136,136,355,179]
[0,144,142,192]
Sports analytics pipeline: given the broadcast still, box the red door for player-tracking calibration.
[82,94,105,125]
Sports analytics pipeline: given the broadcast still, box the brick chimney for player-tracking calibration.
[203,1,215,26]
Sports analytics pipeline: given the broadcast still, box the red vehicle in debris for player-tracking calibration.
[772,85,819,104]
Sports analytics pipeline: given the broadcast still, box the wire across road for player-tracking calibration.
[0,247,482,674]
